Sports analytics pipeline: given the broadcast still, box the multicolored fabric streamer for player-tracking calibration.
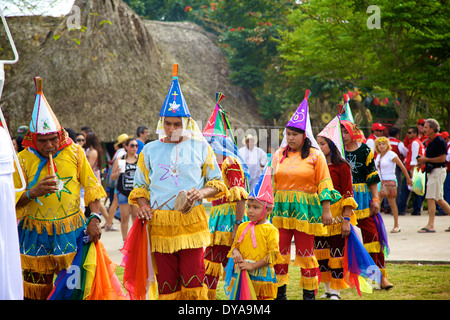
[373,212,390,258]
[223,258,257,300]
[48,230,126,300]
[120,218,155,300]
[343,225,382,297]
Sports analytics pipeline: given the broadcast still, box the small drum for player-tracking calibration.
[174,190,195,214]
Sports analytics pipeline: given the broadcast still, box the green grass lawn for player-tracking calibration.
[115,263,450,300]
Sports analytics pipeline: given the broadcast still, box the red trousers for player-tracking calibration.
[153,247,206,299]
[203,245,230,299]
[274,228,319,290]
[357,216,386,272]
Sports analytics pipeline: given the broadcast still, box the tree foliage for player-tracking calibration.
[123,0,449,130]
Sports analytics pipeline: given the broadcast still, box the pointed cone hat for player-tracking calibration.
[29,77,61,135]
[248,164,274,205]
[318,116,345,159]
[202,92,233,138]
[281,89,320,151]
[286,89,310,131]
[340,93,355,123]
[159,64,190,118]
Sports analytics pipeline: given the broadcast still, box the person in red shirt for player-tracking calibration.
[397,127,425,216]
[315,135,358,300]
[403,119,428,149]
[366,122,386,154]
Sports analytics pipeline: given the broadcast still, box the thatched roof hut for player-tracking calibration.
[0,0,263,142]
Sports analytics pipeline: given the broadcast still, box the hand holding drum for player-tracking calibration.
[174,189,198,214]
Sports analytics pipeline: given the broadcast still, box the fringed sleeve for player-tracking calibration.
[205,179,229,200]
[13,159,27,220]
[203,144,229,200]
[365,148,381,186]
[222,156,248,201]
[265,227,283,267]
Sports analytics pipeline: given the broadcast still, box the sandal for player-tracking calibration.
[418,227,436,233]
[105,225,118,232]
[391,227,401,233]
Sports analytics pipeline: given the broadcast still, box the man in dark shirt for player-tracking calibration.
[417,119,450,232]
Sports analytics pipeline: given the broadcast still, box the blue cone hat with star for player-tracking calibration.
[159,64,191,118]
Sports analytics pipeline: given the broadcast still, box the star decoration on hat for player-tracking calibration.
[168,101,181,113]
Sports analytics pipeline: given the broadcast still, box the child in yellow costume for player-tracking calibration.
[224,165,283,300]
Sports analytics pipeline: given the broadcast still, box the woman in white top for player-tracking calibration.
[375,137,412,233]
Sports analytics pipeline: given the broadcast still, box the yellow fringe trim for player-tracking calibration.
[275,190,320,205]
[210,230,233,247]
[279,254,291,265]
[329,257,344,269]
[381,268,387,278]
[299,275,318,291]
[207,288,217,300]
[158,290,182,300]
[353,183,368,193]
[20,212,85,236]
[202,145,216,178]
[315,248,330,261]
[276,273,290,286]
[21,252,76,275]
[149,205,211,253]
[331,277,349,290]
[128,187,150,206]
[205,179,230,200]
[23,281,53,300]
[267,250,285,266]
[271,216,326,236]
[325,196,358,236]
[321,271,331,283]
[204,259,222,278]
[366,170,378,182]
[227,186,248,202]
[364,241,381,253]
[318,178,334,195]
[354,208,371,220]
[366,150,374,166]
[181,284,208,300]
[293,255,319,269]
[84,184,107,205]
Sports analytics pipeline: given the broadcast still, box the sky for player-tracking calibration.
[0,0,75,17]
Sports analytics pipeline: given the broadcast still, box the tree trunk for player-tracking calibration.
[394,90,410,130]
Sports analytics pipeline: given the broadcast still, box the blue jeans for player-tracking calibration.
[397,175,425,214]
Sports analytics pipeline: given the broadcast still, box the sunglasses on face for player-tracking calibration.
[77,138,85,142]
[418,123,424,126]
[128,144,138,148]
[407,132,414,134]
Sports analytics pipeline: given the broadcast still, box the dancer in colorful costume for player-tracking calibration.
[202,92,250,300]
[315,113,358,300]
[13,77,106,299]
[272,90,341,300]
[128,64,228,300]
[47,237,126,300]
[340,100,393,290]
[224,164,283,300]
